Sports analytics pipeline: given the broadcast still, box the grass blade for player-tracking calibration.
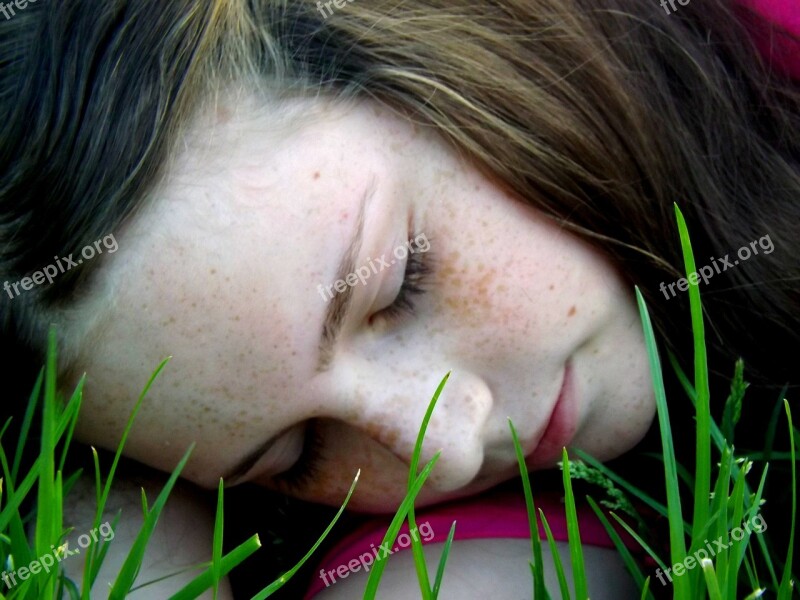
[608,512,667,573]
[406,372,451,600]
[363,453,441,599]
[168,535,261,600]
[253,469,361,600]
[250,472,362,598]
[701,558,723,600]
[639,577,651,600]
[212,478,224,600]
[539,508,570,600]
[561,449,587,599]
[635,286,690,598]
[34,327,59,600]
[11,370,42,482]
[585,497,654,598]
[673,205,711,555]
[108,445,194,599]
[509,418,548,599]
[431,520,456,599]
[56,376,84,475]
[778,399,796,598]
[84,357,171,596]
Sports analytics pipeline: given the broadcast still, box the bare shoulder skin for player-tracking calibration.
[316,537,638,599]
[58,473,233,600]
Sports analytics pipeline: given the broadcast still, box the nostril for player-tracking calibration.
[361,420,407,462]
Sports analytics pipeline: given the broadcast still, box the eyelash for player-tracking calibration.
[370,237,431,325]
[271,419,323,490]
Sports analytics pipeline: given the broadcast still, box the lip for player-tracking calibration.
[526,361,577,468]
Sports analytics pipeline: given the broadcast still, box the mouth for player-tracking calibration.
[526,361,577,469]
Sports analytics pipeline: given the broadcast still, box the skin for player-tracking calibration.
[70,91,655,513]
[317,539,637,599]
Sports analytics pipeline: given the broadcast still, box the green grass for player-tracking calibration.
[0,203,796,598]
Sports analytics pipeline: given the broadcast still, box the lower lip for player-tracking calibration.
[527,362,577,468]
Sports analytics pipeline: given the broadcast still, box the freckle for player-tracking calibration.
[568,306,576,317]
[549,285,555,290]
[216,106,232,123]
[313,171,320,180]
[210,268,216,274]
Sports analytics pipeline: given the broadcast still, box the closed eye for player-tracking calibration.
[369,238,431,326]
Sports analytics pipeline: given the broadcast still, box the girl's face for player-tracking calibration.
[72,94,655,512]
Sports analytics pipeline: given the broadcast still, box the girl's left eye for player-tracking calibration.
[369,239,431,326]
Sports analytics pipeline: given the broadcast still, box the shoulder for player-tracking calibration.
[315,537,638,599]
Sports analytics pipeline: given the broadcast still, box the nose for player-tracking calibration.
[321,359,495,492]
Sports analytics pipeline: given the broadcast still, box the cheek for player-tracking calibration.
[425,230,574,370]
[259,421,416,510]
[434,252,505,327]
[72,269,319,482]
[72,330,300,489]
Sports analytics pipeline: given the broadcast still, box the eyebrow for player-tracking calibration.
[224,183,377,482]
[316,180,376,373]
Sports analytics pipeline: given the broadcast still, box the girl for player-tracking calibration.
[1,0,797,597]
